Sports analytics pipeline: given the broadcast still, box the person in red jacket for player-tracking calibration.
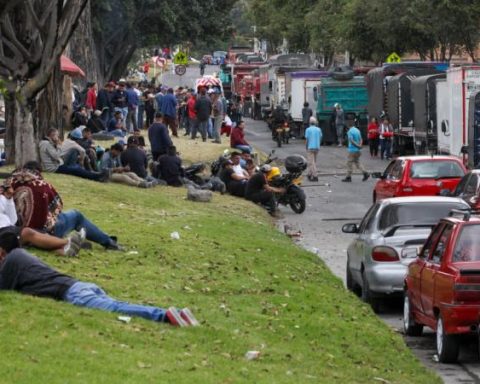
[230,120,252,153]
[367,117,379,157]
[85,82,97,115]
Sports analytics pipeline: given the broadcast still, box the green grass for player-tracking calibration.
[0,174,440,383]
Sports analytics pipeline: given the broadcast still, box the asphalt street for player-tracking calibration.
[164,65,480,383]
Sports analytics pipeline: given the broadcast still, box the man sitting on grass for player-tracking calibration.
[219,159,247,197]
[156,146,183,187]
[0,229,199,327]
[0,179,82,257]
[11,162,122,251]
[100,143,152,188]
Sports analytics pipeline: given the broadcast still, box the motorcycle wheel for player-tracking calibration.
[276,134,282,148]
[289,191,306,214]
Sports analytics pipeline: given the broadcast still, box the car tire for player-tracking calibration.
[436,315,459,363]
[346,261,354,291]
[361,271,381,313]
[403,292,423,336]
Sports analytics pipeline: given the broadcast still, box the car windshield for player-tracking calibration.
[409,160,464,179]
[453,224,480,262]
[378,202,467,231]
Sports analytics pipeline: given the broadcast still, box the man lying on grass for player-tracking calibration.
[0,228,199,327]
[0,179,83,257]
[11,162,122,251]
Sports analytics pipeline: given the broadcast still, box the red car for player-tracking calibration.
[403,211,480,363]
[372,156,466,202]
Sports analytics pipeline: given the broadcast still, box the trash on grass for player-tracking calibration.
[170,231,180,240]
[118,316,131,324]
[245,351,260,360]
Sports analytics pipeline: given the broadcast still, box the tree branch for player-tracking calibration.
[0,13,32,60]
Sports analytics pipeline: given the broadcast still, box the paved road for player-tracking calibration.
[244,117,480,384]
[167,66,480,383]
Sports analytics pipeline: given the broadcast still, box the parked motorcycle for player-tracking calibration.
[268,155,307,214]
[210,149,231,177]
[184,162,206,185]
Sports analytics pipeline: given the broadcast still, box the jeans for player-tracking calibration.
[126,107,137,132]
[369,138,379,157]
[207,119,213,138]
[64,282,166,322]
[101,109,111,126]
[62,148,80,166]
[115,107,129,121]
[234,145,252,154]
[193,120,208,140]
[336,124,344,144]
[380,138,392,159]
[56,164,103,181]
[108,129,126,137]
[212,116,222,142]
[246,191,276,212]
[53,209,111,246]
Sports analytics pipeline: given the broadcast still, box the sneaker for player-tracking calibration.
[180,308,200,326]
[165,307,189,327]
[68,230,84,248]
[63,238,80,257]
[105,241,124,251]
[342,176,352,182]
[362,172,370,182]
[312,176,319,182]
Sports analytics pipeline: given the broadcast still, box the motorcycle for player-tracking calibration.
[183,162,206,185]
[268,155,307,214]
[210,149,231,177]
[272,122,291,148]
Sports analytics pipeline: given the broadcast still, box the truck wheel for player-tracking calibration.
[403,293,423,336]
[361,271,381,313]
[436,316,459,363]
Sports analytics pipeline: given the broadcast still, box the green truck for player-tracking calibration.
[313,76,368,144]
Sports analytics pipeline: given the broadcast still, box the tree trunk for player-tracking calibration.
[14,96,38,167]
[4,92,16,164]
[34,64,65,141]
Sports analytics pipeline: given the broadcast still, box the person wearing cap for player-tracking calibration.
[100,143,152,188]
[193,87,212,141]
[85,82,97,115]
[69,127,98,171]
[0,230,199,327]
[161,88,178,137]
[97,82,115,124]
[304,117,322,182]
[112,80,128,120]
[120,136,149,179]
[245,165,285,215]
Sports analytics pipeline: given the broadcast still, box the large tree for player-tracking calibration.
[0,0,88,166]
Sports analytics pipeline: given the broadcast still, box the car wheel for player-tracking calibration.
[436,316,459,363]
[361,271,381,313]
[403,292,423,336]
[346,261,354,291]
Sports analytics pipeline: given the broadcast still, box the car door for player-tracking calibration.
[349,204,380,284]
[420,224,453,318]
[462,174,478,208]
[376,161,400,200]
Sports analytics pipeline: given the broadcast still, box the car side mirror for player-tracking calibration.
[439,189,452,197]
[371,172,384,179]
[401,246,421,259]
[342,223,358,234]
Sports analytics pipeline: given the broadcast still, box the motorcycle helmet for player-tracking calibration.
[285,155,307,173]
[266,166,281,181]
[260,164,272,173]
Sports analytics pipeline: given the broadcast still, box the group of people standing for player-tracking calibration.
[367,116,394,160]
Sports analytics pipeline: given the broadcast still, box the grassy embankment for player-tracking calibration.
[0,136,439,383]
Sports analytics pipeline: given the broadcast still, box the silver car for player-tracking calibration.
[342,196,469,312]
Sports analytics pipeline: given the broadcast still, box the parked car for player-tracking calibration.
[343,196,469,312]
[445,169,480,209]
[404,210,480,363]
[372,156,466,202]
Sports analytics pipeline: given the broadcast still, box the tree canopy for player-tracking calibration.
[246,0,480,63]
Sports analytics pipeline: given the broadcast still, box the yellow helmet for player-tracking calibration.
[266,166,281,181]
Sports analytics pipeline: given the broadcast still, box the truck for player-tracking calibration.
[410,73,446,154]
[437,66,480,162]
[366,62,447,155]
[285,71,330,134]
[314,76,369,144]
[258,54,313,115]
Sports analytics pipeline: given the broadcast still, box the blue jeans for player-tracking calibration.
[56,164,103,181]
[64,282,166,322]
[108,129,126,137]
[380,138,392,159]
[234,145,252,154]
[137,104,145,129]
[53,209,112,246]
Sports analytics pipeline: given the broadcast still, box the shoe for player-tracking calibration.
[165,307,189,327]
[362,172,370,182]
[183,132,189,136]
[68,230,85,249]
[342,176,352,182]
[312,176,319,182]
[211,140,221,144]
[105,237,124,251]
[138,181,150,188]
[99,169,111,182]
[180,308,200,326]
[202,138,206,142]
[64,238,81,257]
